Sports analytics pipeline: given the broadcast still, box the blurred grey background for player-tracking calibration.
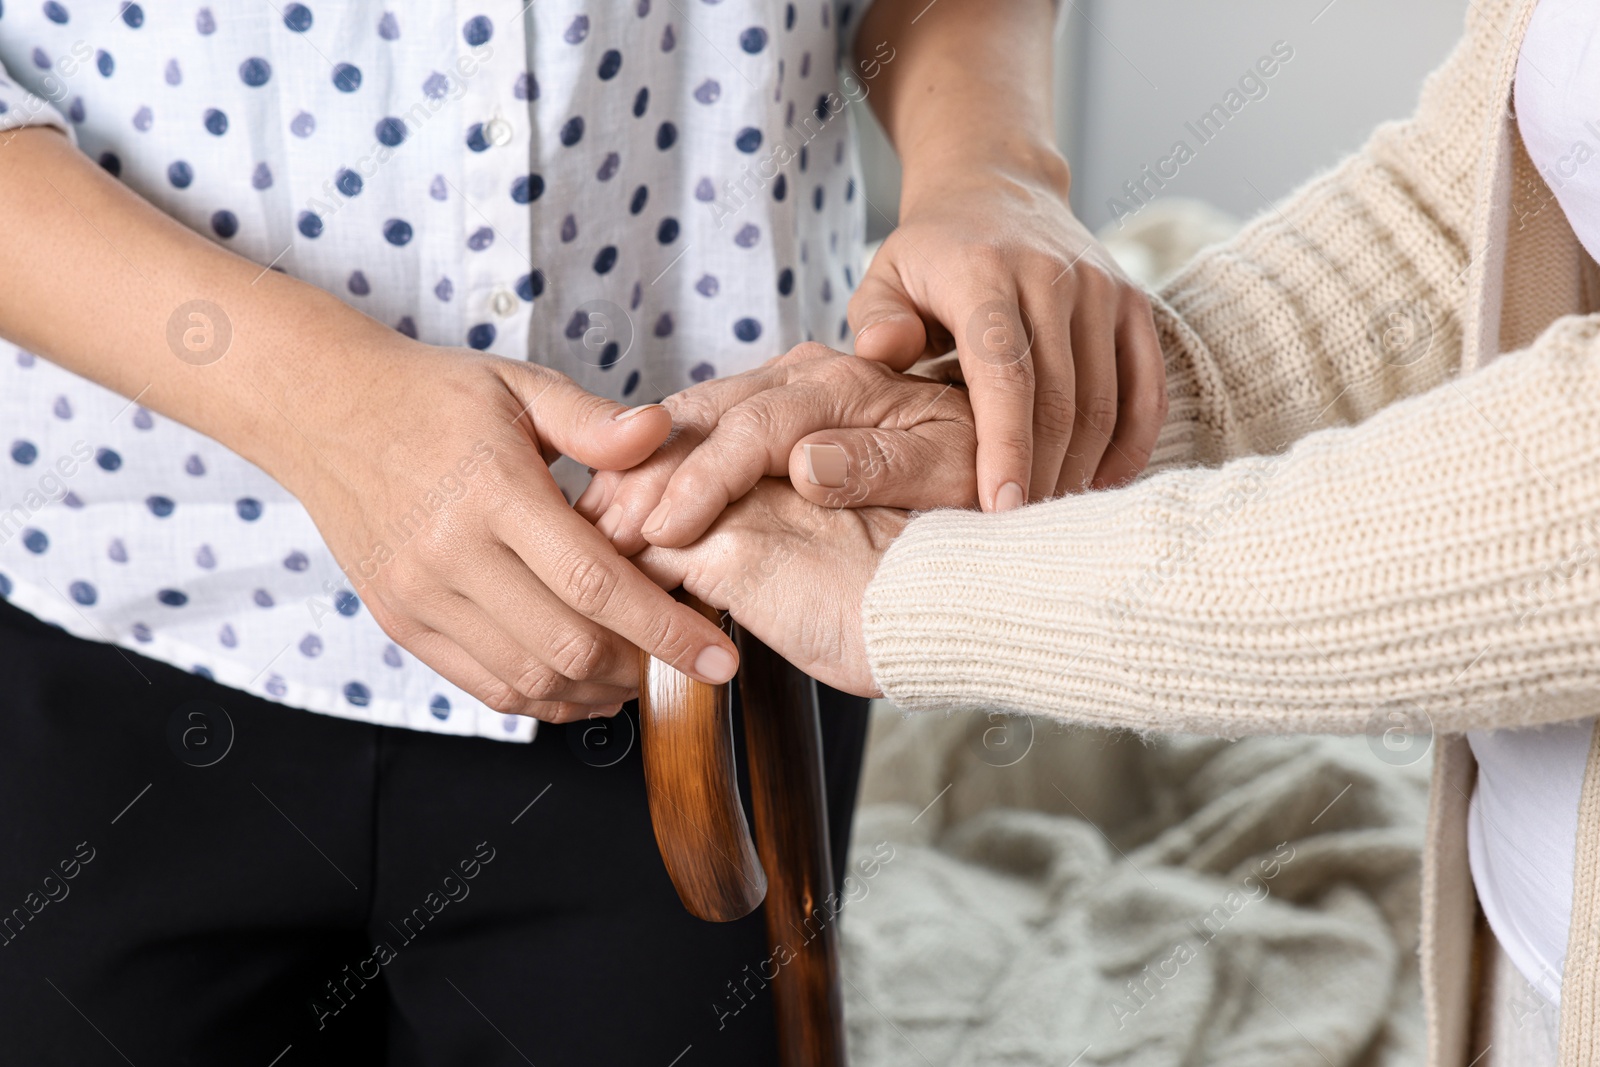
[856,0,1469,242]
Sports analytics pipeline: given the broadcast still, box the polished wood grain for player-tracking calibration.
[639,591,848,1064]
[637,592,766,922]
[736,626,848,1067]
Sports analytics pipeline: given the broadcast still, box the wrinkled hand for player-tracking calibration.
[635,479,905,696]
[574,343,975,553]
[285,344,740,723]
[852,164,1167,506]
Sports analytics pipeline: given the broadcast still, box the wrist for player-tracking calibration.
[898,135,1071,219]
[216,285,417,495]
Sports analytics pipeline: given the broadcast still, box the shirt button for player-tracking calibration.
[485,118,513,147]
[491,290,517,317]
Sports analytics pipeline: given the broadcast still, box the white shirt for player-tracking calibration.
[1468,719,1593,1004]
[0,0,870,740]
[1467,0,1600,1001]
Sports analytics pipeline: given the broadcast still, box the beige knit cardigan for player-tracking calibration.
[861,1,1600,1063]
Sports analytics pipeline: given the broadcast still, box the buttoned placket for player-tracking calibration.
[457,2,533,363]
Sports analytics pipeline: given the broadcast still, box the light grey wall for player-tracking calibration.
[1066,0,1466,230]
[855,0,1467,241]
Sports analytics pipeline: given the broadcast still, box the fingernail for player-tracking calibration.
[995,481,1025,512]
[613,403,664,422]
[573,480,602,513]
[694,644,738,683]
[642,499,672,537]
[804,443,849,488]
[596,504,623,540]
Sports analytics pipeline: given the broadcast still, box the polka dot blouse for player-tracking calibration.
[0,1,871,742]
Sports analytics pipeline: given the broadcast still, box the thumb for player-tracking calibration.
[849,270,928,370]
[789,422,977,512]
[505,365,673,471]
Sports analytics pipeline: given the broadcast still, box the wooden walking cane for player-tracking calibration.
[638,591,849,1067]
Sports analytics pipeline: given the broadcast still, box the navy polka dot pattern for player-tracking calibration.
[0,0,870,743]
[239,56,271,87]
[332,62,361,92]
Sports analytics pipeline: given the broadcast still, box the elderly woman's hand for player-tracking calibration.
[633,479,906,697]
[575,343,975,553]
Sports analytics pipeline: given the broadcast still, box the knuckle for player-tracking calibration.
[667,464,724,508]
[663,392,714,428]
[1082,392,1119,440]
[639,610,701,668]
[1152,385,1170,424]
[1037,250,1077,284]
[541,702,579,725]
[789,341,835,365]
[1032,386,1076,440]
[965,246,1010,280]
[844,356,895,390]
[478,679,529,716]
[1075,259,1115,294]
[1119,437,1156,473]
[965,308,1034,373]
[383,559,434,606]
[725,400,780,444]
[982,355,1036,394]
[410,514,470,567]
[994,426,1035,462]
[1135,379,1170,425]
[556,551,620,616]
[524,699,573,723]
[549,629,609,682]
[513,659,562,701]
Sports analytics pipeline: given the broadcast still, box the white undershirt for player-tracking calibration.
[1467,0,1600,1004]
[1468,720,1593,1004]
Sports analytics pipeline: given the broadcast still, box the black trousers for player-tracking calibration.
[0,598,869,1066]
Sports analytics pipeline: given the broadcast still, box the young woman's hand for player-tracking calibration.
[278,345,742,722]
[634,479,905,697]
[851,0,1167,511]
[573,343,976,554]
[0,129,738,725]
[851,160,1167,506]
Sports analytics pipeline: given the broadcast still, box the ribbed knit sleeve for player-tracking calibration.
[862,315,1600,736]
[1146,0,1503,473]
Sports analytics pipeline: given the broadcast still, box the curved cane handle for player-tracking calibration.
[637,592,767,922]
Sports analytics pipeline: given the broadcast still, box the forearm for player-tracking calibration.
[863,315,1600,735]
[0,127,409,491]
[856,0,1069,211]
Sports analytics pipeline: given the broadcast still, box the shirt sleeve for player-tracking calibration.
[835,0,877,69]
[0,57,75,144]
